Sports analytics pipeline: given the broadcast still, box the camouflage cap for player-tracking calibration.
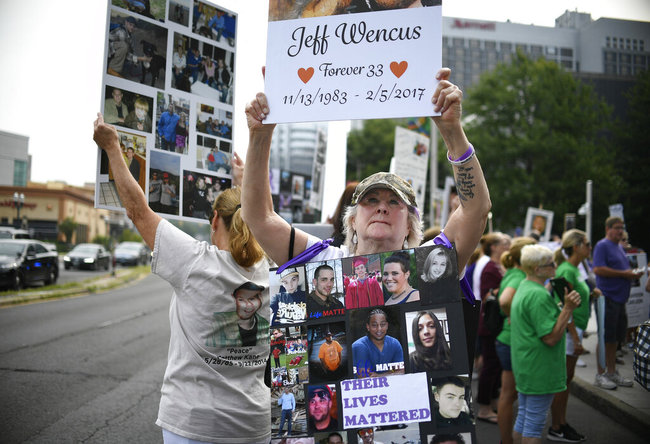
[351,172,417,208]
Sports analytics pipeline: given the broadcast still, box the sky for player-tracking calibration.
[0,0,648,197]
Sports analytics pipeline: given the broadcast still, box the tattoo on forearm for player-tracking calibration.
[455,166,476,203]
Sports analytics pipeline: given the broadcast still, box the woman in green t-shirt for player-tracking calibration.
[511,245,581,444]
[548,229,601,442]
[495,237,536,444]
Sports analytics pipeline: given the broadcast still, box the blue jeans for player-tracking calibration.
[514,393,554,438]
[278,409,292,435]
[495,339,512,371]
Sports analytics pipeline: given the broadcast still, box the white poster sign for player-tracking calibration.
[96,1,237,224]
[340,373,430,428]
[393,126,429,210]
[264,5,442,123]
[626,252,649,327]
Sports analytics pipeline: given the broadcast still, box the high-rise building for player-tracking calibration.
[0,130,31,187]
[270,122,329,177]
[442,10,649,92]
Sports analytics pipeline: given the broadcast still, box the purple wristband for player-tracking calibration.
[447,144,475,165]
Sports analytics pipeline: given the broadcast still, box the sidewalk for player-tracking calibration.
[570,309,650,437]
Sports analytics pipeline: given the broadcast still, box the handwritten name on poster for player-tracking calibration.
[265,6,442,123]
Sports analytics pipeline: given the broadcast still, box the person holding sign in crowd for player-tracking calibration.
[409,310,452,372]
[494,237,537,444]
[242,68,490,344]
[548,229,597,442]
[510,245,581,444]
[352,308,404,378]
[93,114,271,444]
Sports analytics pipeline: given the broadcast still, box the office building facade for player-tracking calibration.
[442,10,649,92]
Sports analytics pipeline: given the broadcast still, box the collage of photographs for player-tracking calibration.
[96,0,236,223]
[270,168,320,224]
[268,244,477,444]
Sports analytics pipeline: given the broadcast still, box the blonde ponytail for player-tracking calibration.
[213,188,265,268]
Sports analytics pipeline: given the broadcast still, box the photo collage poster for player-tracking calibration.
[269,244,476,444]
[270,168,318,224]
[96,0,236,224]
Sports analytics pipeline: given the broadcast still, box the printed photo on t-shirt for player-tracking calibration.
[204,280,268,348]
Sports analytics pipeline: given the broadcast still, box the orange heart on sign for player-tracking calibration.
[390,61,408,78]
[298,67,315,83]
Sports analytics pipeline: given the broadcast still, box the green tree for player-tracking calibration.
[58,217,77,244]
[463,51,619,235]
[118,228,143,243]
[346,118,408,181]
[91,235,111,250]
[612,70,650,251]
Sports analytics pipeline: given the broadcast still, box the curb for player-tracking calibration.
[0,268,150,307]
[571,376,650,437]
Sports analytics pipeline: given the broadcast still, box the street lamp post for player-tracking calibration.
[13,192,25,229]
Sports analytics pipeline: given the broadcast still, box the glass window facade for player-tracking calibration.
[13,160,27,186]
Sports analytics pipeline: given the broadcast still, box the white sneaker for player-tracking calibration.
[608,371,634,387]
[594,373,617,390]
[576,358,586,367]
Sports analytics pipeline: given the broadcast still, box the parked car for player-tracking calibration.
[0,227,31,239]
[63,243,111,270]
[114,242,150,266]
[0,239,59,290]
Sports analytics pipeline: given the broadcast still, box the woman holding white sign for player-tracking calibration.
[242,68,490,286]
[93,116,271,444]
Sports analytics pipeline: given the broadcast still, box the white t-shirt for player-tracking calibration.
[153,219,271,443]
[472,254,490,301]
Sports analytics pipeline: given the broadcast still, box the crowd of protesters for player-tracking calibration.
[92,60,646,444]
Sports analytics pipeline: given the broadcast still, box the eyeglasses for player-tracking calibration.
[310,390,330,403]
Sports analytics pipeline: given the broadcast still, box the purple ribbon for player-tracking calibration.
[433,232,476,306]
[276,238,334,274]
